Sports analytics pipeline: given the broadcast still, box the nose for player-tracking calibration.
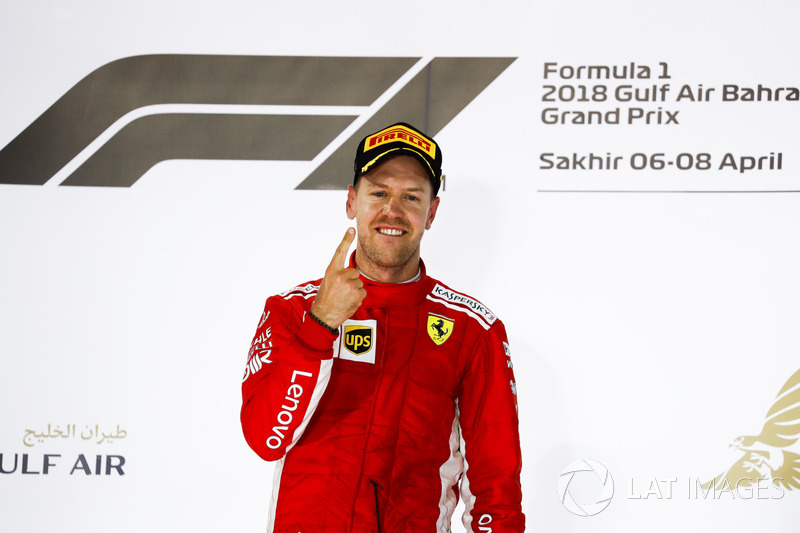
[382,195,403,218]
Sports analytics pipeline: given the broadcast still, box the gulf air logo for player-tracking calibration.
[0,55,515,188]
[344,325,373,356]
[365,125,436,157]
[702,367,800,493]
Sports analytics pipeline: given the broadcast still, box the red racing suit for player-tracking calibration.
[241,259,524,533]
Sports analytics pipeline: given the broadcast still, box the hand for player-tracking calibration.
[309,228,366,329]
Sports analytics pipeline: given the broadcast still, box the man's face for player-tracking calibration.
[346,155,440,282]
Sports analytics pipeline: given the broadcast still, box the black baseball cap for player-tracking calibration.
[353,122,443,196]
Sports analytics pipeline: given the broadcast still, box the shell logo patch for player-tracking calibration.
[427,313,454,346]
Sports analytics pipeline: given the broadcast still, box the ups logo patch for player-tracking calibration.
[344,326,373,355]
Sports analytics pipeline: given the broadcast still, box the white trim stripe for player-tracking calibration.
[426,295,491,330]
[285,358,333,453]
[284,292,317,300]
[436,414,464,532]
[459,415,477,533]
[267,330,334,532]
[267,456,285,533]
[280,283,320,299]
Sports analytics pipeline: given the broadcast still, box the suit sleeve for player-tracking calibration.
[457,320,525,532]
[240,293,337,461]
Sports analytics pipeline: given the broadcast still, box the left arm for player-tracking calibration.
[457,320,525,533]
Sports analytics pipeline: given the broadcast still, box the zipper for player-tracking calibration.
[349,310,388,532]
[370,479,382,533]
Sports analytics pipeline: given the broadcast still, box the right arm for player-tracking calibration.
[240,228,365,461]
[240,292,338,461]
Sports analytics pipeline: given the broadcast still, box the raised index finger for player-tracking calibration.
[329,227,355,270]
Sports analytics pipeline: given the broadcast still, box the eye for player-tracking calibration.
[372,191,387,198]
[405,195,420,202]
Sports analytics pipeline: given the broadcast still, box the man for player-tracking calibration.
[241,122,524,532]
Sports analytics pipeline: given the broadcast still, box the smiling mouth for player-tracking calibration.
[376,227,406,236]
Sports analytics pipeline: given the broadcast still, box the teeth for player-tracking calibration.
[379,228,404,236]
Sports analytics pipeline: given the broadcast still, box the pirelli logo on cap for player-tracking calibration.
[365,125,436,158]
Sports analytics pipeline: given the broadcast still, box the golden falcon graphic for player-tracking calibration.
[427,313,454,345]
[702,368,800,491]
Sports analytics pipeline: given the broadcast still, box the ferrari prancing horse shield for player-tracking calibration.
[427,313,454,345]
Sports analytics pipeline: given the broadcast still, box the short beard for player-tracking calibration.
[357,231,420,272]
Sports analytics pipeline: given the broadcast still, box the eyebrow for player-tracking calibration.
[365,182,426,193]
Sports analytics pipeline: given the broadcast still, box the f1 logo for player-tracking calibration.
[0,55,515,188]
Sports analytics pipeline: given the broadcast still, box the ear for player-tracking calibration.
[425,196,440,230]
[346,185,357,220]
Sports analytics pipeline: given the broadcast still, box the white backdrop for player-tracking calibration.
[1,1,799,532]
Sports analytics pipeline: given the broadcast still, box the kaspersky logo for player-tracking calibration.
[0,55,515,188]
